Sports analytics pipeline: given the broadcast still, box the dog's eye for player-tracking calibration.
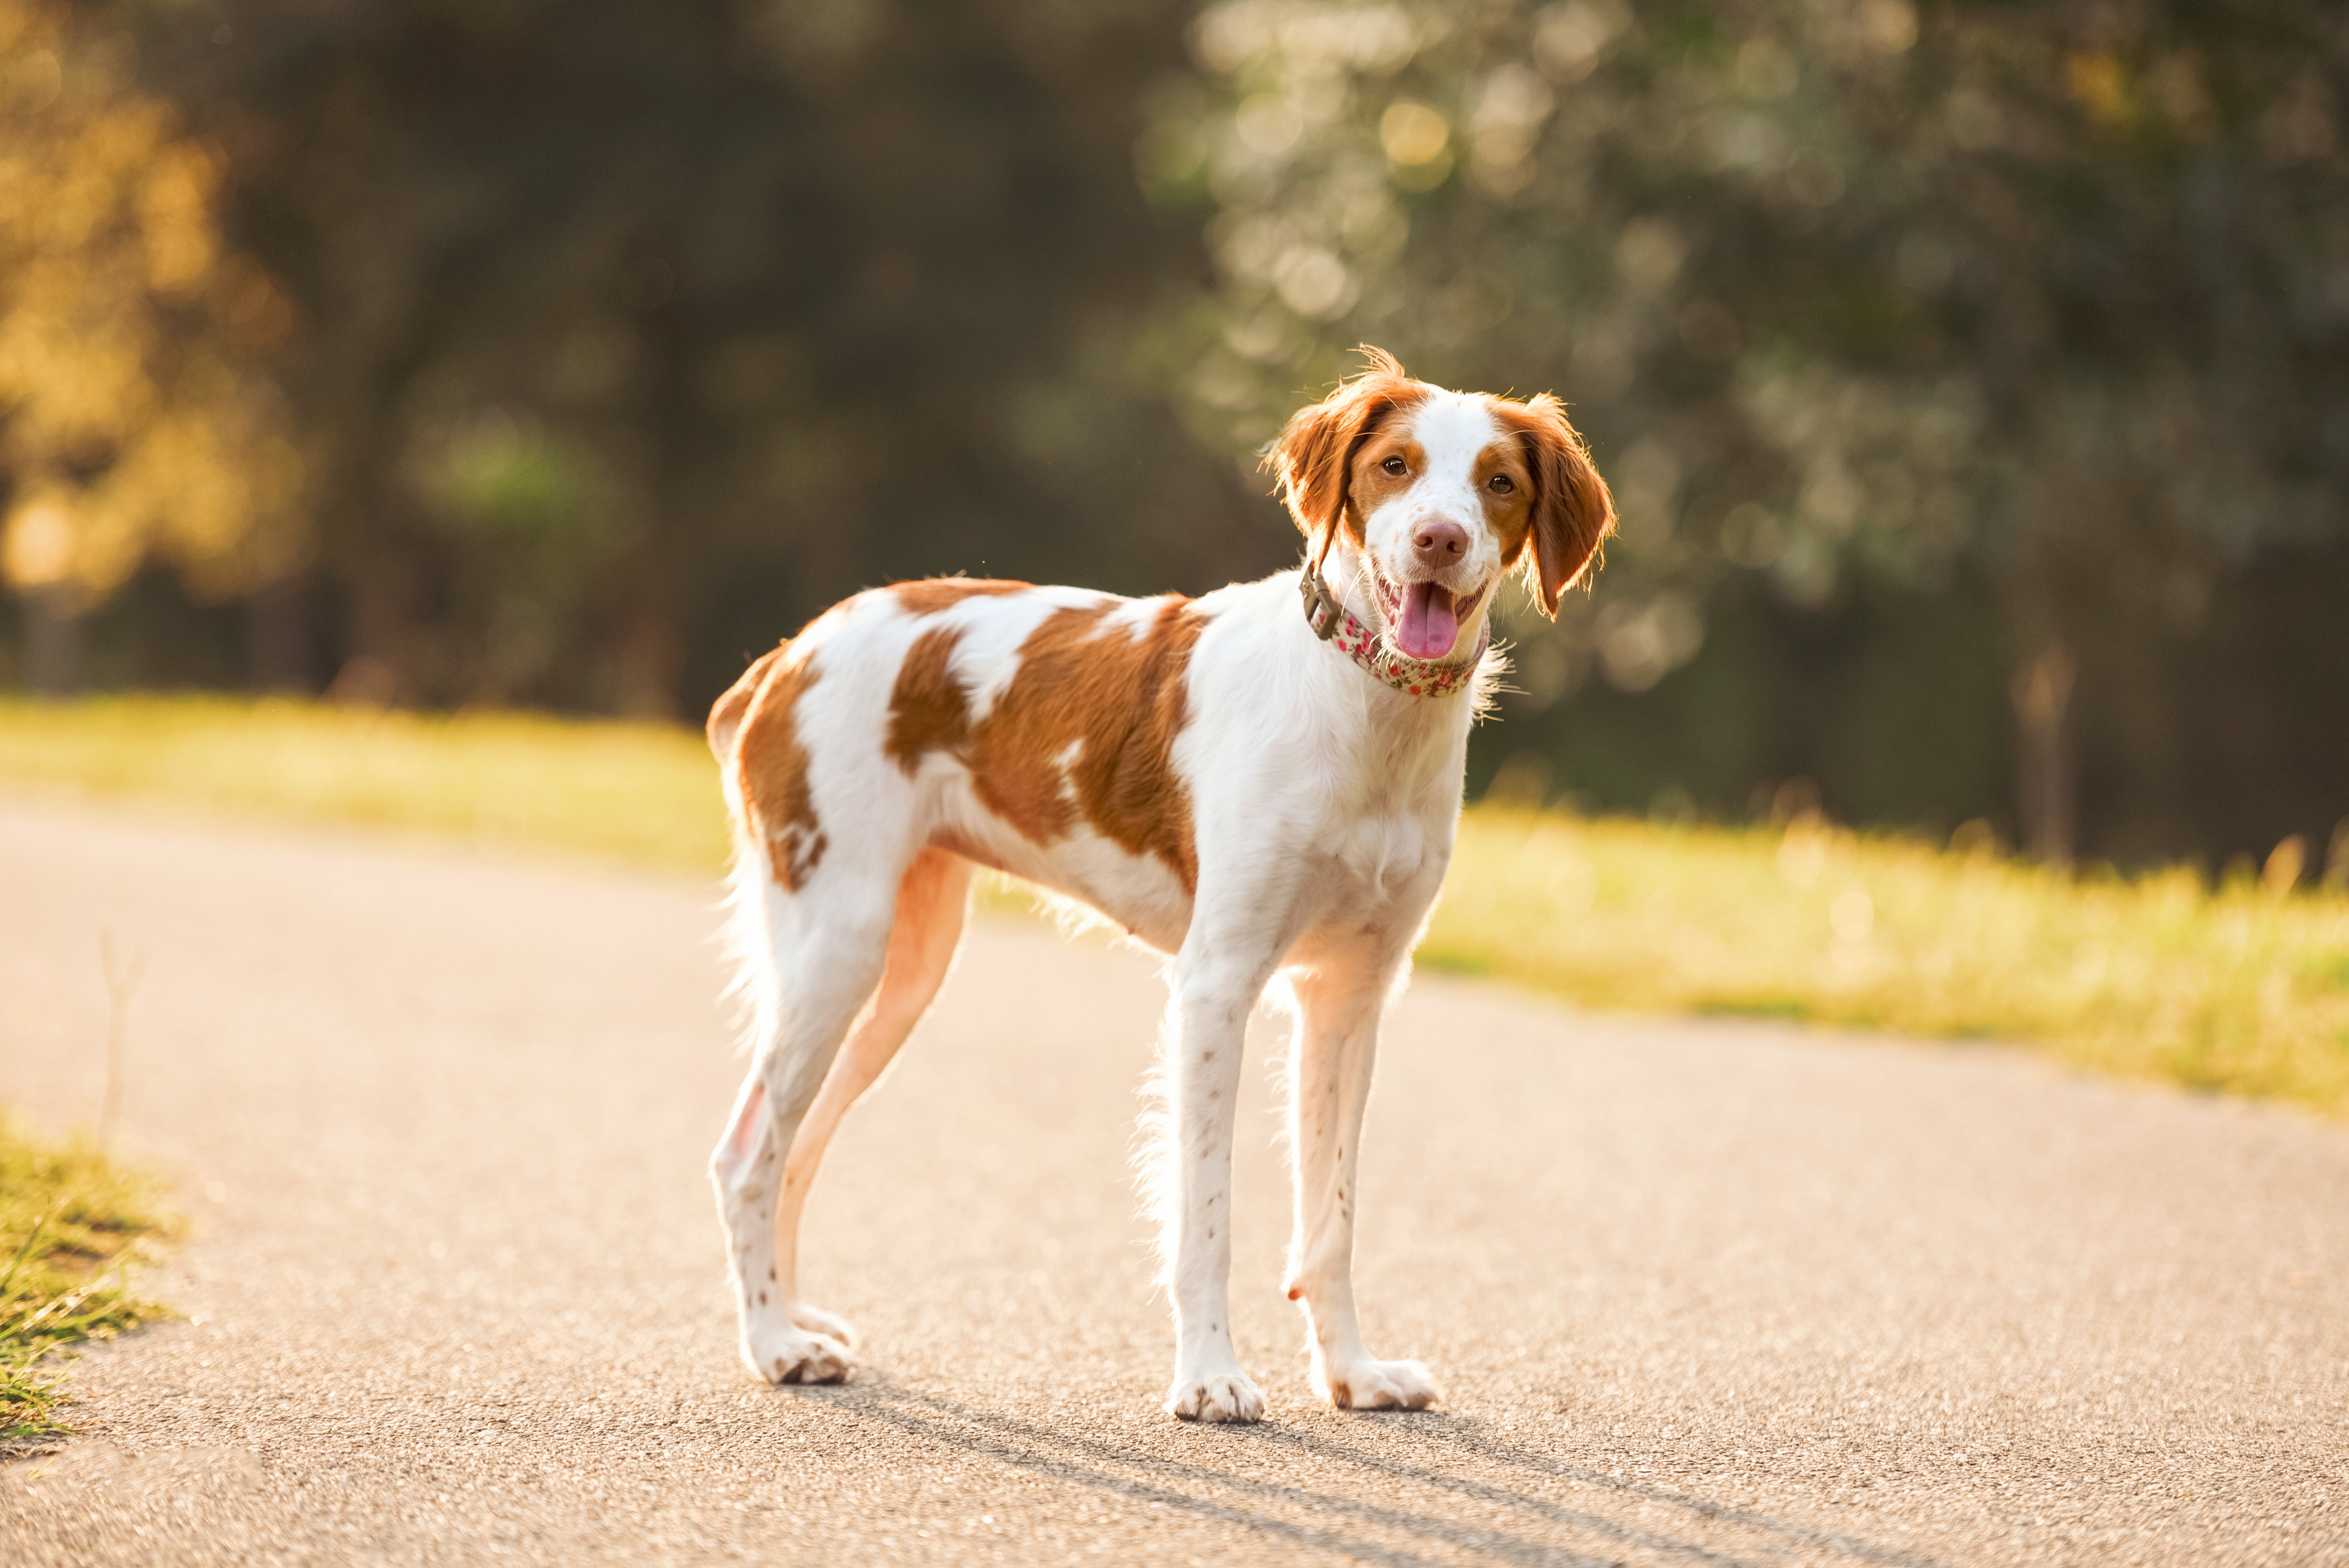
[1488,474,1515,494]
[1381,455,1407,477]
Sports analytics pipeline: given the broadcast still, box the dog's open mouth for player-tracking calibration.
[1373,572,1487,661]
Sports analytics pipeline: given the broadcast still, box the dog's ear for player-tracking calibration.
[1265,346,1418,559]
[1497,393,1616,617]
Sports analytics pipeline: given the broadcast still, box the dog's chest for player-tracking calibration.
[1317,722,1462,900]
[1328,807,1445,897]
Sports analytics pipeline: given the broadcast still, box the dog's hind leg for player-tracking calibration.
[711,859,907,1385]
[769,846,972,1350]
[1280,927,1439,1411]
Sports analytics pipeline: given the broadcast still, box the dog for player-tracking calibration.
[704,348,1615,1421]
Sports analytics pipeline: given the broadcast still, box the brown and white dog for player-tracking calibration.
[705,349,1614,1421]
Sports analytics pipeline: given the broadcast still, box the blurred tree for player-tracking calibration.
[8,0,2340,863]
[1142,0,2349,862]
[111,0,1270,715]
[0,0,302,691]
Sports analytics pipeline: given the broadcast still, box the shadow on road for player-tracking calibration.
[793,1375,1946,1568]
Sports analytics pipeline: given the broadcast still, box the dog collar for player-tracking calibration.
[1300,568,1488,698]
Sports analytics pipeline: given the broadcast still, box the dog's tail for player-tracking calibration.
[708,643,788,1056]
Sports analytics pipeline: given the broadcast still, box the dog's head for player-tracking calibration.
[1267,347,1615,661]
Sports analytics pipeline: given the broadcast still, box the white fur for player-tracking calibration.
[710,397,1527,1419]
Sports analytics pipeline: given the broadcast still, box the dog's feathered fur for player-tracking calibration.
[706,351,1613,1419]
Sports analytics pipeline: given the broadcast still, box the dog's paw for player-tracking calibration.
[1167,1367,1266,1424]
[741,1323,853,1386]
[1321,1356,1440,1412]
[789,1301,859,1351]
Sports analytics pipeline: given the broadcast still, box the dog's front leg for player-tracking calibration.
[1283,927,1440,1411]
[1157,946,1273,1423]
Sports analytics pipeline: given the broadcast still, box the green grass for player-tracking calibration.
[0,1117,171,1447]
[4,695,2346,1118]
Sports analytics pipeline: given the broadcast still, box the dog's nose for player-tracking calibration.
[1412,520,1469,568]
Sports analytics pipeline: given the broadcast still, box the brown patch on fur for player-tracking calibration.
[1346,428,1426,524]
[884,596,1207,890]
[1265,346,1431,564]
[974,600,1207,889]
[707,645,786,759]
[734,650,828,890]
[1471,437,1539,568]
[885,626,972,773]
[890,578,1030,617]
[1487,395,1616,613]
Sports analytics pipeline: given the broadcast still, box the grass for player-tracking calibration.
[3,694,2345,1118]
[1423,810,2349,1117]
[0,694,727,873]
[0,1117,171,1447]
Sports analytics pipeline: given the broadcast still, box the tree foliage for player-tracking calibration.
[0,0,299,606]
[1,0,2343,859]
[1141,0,2349,856]
[76,0,1262,711]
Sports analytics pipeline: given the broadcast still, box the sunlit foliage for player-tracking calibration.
[0,1,303,608]
[82,0,1249,713]
[3,1,2341,864]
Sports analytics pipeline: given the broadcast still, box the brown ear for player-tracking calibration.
[1497,393,1616,616]
[1264,346,1419,563]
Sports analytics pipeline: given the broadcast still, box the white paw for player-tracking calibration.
[741,1319,853,1385]
[1167,1367,1266,1424]
[789,1301,859,1351]
[1320,1356,1440,1411]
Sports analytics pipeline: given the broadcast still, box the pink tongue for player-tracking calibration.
[1396,582,1458,659]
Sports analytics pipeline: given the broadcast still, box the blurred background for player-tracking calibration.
[3,0,2345,869]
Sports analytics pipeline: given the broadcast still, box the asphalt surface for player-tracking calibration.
[1,795,2344,1567]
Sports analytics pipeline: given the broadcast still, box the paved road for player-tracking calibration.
[1,797,2344,1567]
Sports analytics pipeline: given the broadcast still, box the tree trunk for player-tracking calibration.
[327,551,418,706]
[609,607,683,720]
[24,586,84,697]
[2012,641,2076,868]
[248,574,317,693]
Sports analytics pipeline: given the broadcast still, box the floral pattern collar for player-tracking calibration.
[1299,568,1489,699]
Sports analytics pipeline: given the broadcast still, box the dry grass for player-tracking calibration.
[0,1117,171,1446]
[0,694,727,872]
[4,695,2345,1117]
[1426,810,2349,1116]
